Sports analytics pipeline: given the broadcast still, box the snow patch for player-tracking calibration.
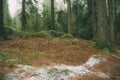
[6,55,109,80]
[83,55,106,67]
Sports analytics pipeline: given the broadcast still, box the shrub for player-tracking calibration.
[31,31,52,38]
[0,52,8,62]
[5,27,14,35]
[48,30,65,37]
[48,30,57,37]
[61,33,73,38]
[14,31,30,39]
[56,31,65,37]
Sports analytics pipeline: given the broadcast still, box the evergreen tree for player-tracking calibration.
[0,0,7,40]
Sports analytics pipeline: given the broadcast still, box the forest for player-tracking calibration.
[0,0,120,80]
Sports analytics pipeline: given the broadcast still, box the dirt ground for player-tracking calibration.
[0,37,120,80]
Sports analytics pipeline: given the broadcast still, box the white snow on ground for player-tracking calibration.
[83,55,106,67]
[6,55,109,80]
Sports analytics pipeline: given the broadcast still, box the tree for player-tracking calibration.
[91,0,97,39]
[67,0,72,34]
[95,0,113,50]
[108,0,115,44]
[3,0,12,26]
[21,0,26,31]
[42,0,51,30]
[26,0,39,31]
[64,0,72,34]
[57,10,67,32]
[0,0,6,40]
[50,0,55,30]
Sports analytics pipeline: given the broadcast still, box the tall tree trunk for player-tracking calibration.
[35,12,38,31]
[114,0,117,20]
[108,0,115,44]
[91,0,97,40]
[51,0,55,30]
[87,0,92,14]
[95,0,112,50]
[89,0,97,39]
[21,0,26,31]
[0,0,6,40]
[67,0,72,34]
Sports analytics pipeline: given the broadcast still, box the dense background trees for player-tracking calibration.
[0,0,120,51]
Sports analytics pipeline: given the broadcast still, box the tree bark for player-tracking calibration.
[91,0,97,39]
[108,0,115,44]
[21,0,26,31]
[35,12,38,31]
[95,0,112,50]
[51,0,55,30]
[0,0,6,40]
[114,0,117,20]
[67,0,72,34]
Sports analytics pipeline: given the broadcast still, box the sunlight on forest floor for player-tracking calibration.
[5,55,109,80]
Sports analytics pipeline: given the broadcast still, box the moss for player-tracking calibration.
[93,43,116,53]
[48,30,65,37]
[31,31,52,38]
[61,33,73,38]
[14,31,30,39]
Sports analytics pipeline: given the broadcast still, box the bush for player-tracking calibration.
[31,31,52,38]
[56,31,65,37]
[48,30,65,37]
[61,33,73,38]
[14,31,30,39]
[5,27,14,35]
[48,30,57,37]
[0,52,8,62]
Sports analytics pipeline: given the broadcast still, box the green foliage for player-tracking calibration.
[48,30,65,37]
[48,30,57,37]
[0,52,8,62]
[13,30,71,38]
[0,30,7,40]
[56,31,66,37]
[31,31,52,38]
[61,33,73,38]
[0,34,7,40]
[72,0,93,39]
[14,31,30,38]
[5,27,14,35]
[42,1,51,29]
[57,10,67,32]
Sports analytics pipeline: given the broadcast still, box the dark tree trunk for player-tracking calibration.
[87,0,92,14]
[108,0,115,44]
[21,0,26,31]
[0,0,6,40]
[95,0,113,50]
[89,0,97,39]
[67,0,72,34]
[114,0,117,20]
[35,12,38,31]
[50,0,55,30]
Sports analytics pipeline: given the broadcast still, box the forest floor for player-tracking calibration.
[0,37,120,80]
